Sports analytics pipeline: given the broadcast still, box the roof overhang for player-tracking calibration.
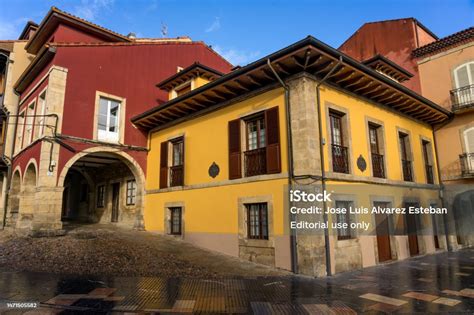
[362,54,413,82]
[25,7,131,54]
[132,36,451,130]
[14,45,56,93]
[18,21,39,40]
[157,62,224,91]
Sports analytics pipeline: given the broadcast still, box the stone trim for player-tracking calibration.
[146,172,288,194]
[396,126,416,182]
[325,172,439,189]
[18,66,68,106]
[164,201,185,239]
[418,135,437,184]
[364,115,388,179]
[93,91,127,144]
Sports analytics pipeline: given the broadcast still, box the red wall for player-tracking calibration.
[49,24,106,44]
[339,19,436,93]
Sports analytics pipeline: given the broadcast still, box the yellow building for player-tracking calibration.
[133,37,451,276]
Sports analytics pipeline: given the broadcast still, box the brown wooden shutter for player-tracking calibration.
[159,141,168,188]
[228,119,242,179]
[265,106,281,174]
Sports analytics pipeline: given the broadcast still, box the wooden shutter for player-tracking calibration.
[265,106,281,174]
[159,141,168,188]
[228,119,242,179]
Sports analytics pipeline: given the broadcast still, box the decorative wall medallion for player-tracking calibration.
[208,162,220,178]
[357,155,367,172]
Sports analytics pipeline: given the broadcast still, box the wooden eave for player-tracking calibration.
[14,45,56,93]
[157,63,224,91]
[132,36,451,130]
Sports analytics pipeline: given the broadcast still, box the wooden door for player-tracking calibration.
[374,202,391,262]
[111,183,120,223]
[405,204,419,256]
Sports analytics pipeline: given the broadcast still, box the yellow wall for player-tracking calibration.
[145,88,288,232]
[320,85,438,184]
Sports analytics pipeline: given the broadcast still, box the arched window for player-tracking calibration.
[464,127,474,153]
[463,127,474,174]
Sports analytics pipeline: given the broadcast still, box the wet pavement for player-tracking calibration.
[0,248,473,314]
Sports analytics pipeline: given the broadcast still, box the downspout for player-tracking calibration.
[266,59,298,273]
[316,56,343,277]
[433,116,455,251]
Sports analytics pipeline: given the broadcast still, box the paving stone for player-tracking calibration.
[302,304,336,314]
[433,297,461,306]
[359,293,407,306]
[402,291,439,302]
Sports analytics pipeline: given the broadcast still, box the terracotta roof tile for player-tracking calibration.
[413,27,474,57]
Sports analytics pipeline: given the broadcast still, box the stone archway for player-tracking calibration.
[453,190,474,246]
[5,169,21,227]
[17,161,38,229]
[58,147,145,229]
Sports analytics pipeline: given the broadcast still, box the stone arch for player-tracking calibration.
[23,159,38,189]
[58,146,145,229]
[17,160,38,229]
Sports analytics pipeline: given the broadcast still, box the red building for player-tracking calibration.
[339,18,438,93]
[6,7,231,233]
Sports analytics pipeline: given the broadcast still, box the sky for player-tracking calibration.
[0,0,473,66]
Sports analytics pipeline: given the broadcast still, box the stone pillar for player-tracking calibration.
[287,74,327,277]
[30,66,68,234]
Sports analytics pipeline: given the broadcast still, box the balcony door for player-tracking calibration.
[453,62,474,107]
[463,127,474,174]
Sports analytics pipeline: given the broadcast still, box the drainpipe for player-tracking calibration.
[266,59,298,273]
[432,119,454,251]
[315,56,343,277]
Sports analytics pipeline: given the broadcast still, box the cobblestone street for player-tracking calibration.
[0,247,473,314]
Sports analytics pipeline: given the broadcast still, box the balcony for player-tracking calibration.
[332,144,349,174]
[170,165,184,187]
[451,85,474,112]
[425,164,434,184]
[402,159,413,182]
[460,153,474,177]
[244,148,266,177]
[371,153,385,178]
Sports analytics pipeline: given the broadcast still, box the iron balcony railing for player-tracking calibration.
[371,153,385,178]
[425,164,434,184]
[170,165,184,187]
[244,147,266,177]
[451,85,474,111]
[332,144,349,174]
[402,159,413,182]
[460,153,474,177]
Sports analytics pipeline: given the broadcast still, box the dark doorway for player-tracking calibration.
[62,187,69,218]
[405,203,419,256]
[111,183,120,222]
[374,202,391,262]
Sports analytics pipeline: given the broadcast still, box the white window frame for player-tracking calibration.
[16,110,25,151]
[94,91,126,144]
[126,179,137,205]
[98,97,121,143]
[25,100,36,146]
[36,89,47,139]
[454,61,474,89]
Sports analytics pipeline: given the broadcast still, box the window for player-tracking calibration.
[25,101,35,146]
[330,111,349,173]
[98,97,121,142]
[169,207,182,235]
[97,185,105,208]
[335,200,352,240]
[369,124,385,178]
[35,90,47,139]
[454,62,474,89]
[126,180,137,205]
[228,107,281,179]
[246,203,268,240]
[244,114,266,176]
[399,132,413,181]
[171,137,184,187]
[16,111,25,151]
[462,127,474,175]
[422,140,434,184]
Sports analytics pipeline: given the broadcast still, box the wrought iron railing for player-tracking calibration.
[402,159,413,182]
[371,153,385,178]
[425,164,434,184]
[460,153,474,177]
[244,148,266,177]
[170,165,184,186]
[332,144,349,174]
[451,85,474,111]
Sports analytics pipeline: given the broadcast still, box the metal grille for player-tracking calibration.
[244,148,266,177]
[460,153,474,176]
[170,165,184,187]
[402,159,413,182]
[451,84,474,111]
[371,153,385,178]
[332,144,349,173]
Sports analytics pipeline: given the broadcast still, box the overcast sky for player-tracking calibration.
[1,0,473,66]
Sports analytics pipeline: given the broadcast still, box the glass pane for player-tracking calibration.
[456,65,469,88]
[109,101,120,132]
[259,119,266,148]
[247,121,257,150]
[98,98,108,131]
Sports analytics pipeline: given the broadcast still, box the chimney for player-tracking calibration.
[127,32,136,39]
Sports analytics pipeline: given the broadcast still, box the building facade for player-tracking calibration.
[414,27,474,248]
[134,37,450,276]
[1,7,231,234]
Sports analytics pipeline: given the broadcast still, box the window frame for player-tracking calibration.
[246,203,269,240]
[169,207,182,235]
[25,100,36,146]
[35,89,47,139]
[126,179,137,205]
[97,185,105,208]
[245,113,266,151]
[335,200,353,240]
[454,61,474,89]
[94,91,126,144]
